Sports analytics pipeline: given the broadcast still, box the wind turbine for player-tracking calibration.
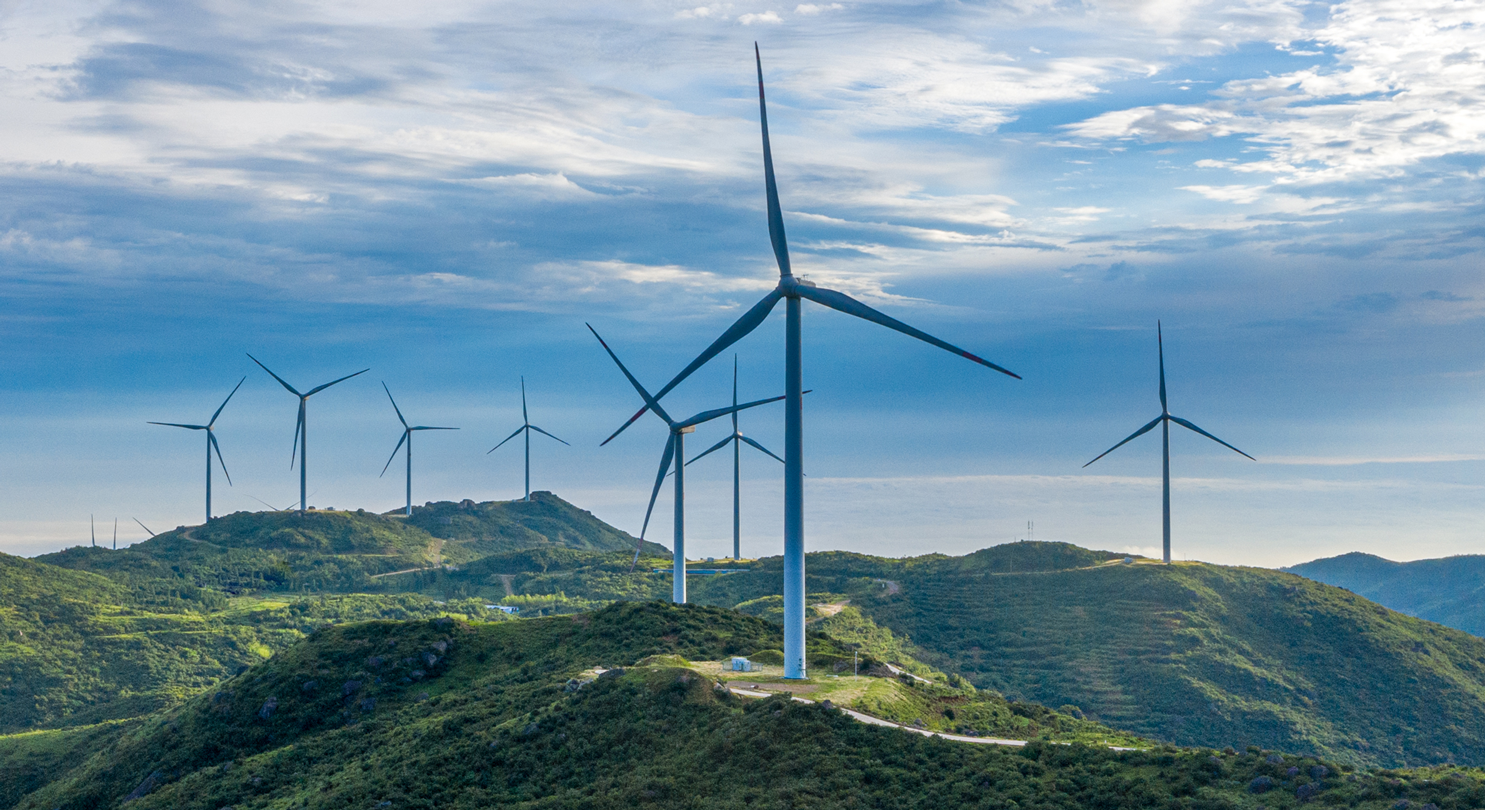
[1083,322,1254,564]
[683,355,782,560]
[248,354,369,513]
[487,377,569,501]
[589,324,787,602]
[380,382,458,516]
[133,518,156,539]
[148,377,245,523]
[598,47,1021,678]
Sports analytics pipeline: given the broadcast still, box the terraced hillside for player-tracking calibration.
[14,602,1481,810]
[1288,552,1485,636]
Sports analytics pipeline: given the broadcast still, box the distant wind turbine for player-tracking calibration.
[133,518,156,539]
[248,354,369,512]
[1084,322,1254,564]
[683,355,782,560]
[380,382,458,516]
[487,377,569,501]
[598,47,1021,678]
[90,515,95,548]
[589,324,787,601]
[148,377,244,523]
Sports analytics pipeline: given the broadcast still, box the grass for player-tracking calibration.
[12,602,1485,810]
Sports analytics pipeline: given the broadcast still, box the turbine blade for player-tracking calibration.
[795,285,1021,379]
[247,354,302,396]
[640,434,677,540]
[685,435,734,467]
[290,405,303,469]
[1169,416,1255,460]
[383,382,409,429]
[306,368,369,396]
[677,393,786,430]
[208,376,247,428]
[412,426,458,431]
[381,430,409,477]
[521,377,529,425]
[755,44,792,278]
[586,324,671,424]
[133,518,156,537]
[210,432,232,486]
[148,422,206,430]
[732,354,739,430]
[739,434,784,464]
[1083,415,1164,468]
[487,425,526,453]
[1158,321,1167,412]
[528,425,570,446]
[601,290,785,446]
[245,495,283,512]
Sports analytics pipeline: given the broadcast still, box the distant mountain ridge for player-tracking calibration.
[1286,551,1485,636]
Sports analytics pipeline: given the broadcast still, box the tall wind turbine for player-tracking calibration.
[1083,322,1254,564]
[599,47,1021,678]
[488,377,569,501]
[683,355,782,560]
[148,377,244,522]
[380,382,458,516]
[248,354,369,512]
[589,325,787,602]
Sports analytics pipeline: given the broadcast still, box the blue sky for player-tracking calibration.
[2,0,1482,566]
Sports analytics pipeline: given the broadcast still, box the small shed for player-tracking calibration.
[730,657,753,672]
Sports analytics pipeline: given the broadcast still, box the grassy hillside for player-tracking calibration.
[11,602,1485,810]
[40,498,669,596]
[845,549,1485,767]
[1287,552,1485,636]
[0,551,504,734]
[402,491,669,558]
[671,543,1485,767]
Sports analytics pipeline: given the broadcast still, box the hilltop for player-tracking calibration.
[402,491,667,558]
[38,493,666,595]
[1287,552,1485,636]
[12,601,1484,810]
[476,541,1485,767]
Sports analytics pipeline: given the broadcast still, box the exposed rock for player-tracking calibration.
[410,670,426,681]
[359,698,376,713]
[342,680,362,696]
[1266,754,1284,765]
[123,769,165,802]
[1310,765,1329,780]
[423,652,440,667]
[1296,783,1321,802]
[432,640,448,653]
[257,697,278,720]
[1249,776,1276,794]
[301,680,317,693]
[366,656,383,669]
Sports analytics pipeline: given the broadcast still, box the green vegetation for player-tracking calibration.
[403,492,669,557]
[1287,552,1485,636]
[0,551,507,734]
[10,602,1485,810]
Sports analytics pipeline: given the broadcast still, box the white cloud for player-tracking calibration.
[738,11,782,24]
[794,3,842,14]
[1063,0,1485,189]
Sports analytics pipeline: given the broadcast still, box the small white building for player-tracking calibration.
[486,605,520,615]
[730,657,753,672]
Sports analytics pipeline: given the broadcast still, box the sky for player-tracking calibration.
[1,0,1482,568]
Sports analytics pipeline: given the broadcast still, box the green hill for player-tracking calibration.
[1287,552,1485,636]
[673,544,1485,767]
[9,602,1484,810]
[39,495,668,597]
[0,550,502,736]
[402,491,669,558]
